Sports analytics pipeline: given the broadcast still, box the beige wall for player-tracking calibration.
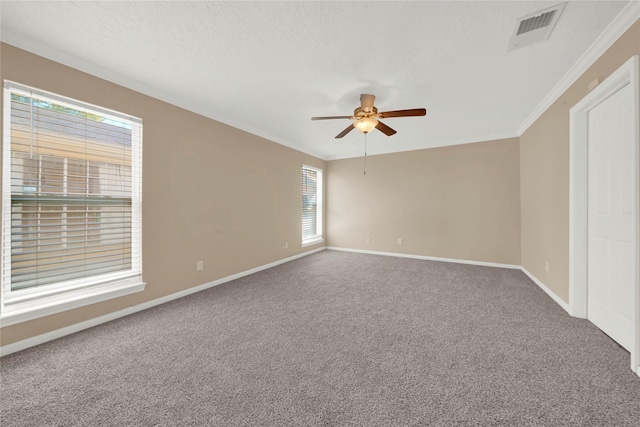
[520,20,640,303]
[0,43,326,346]
[327,138,521,265]
[2,19,638,349]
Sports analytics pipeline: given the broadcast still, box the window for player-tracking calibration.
[1,81,144,326]
[302,165,323,246]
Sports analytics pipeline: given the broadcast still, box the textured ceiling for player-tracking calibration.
[0,1,633,160]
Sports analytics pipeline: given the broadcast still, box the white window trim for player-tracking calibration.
[1,81,145,327]
[0,277,145,327]
[302,236,324,247]
[302,164,323,246]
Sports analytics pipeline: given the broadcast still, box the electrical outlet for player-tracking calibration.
[284,241,289,249]
[545,261,550,272]
[196,260,204,271]
[397,238,403,245]
[366,237,371,244]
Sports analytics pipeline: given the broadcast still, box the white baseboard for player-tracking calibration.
[520,267,571,314]
[0,247,326,357]
[327,247,574,316]
[326,246,521,269]
[3,246,578,356]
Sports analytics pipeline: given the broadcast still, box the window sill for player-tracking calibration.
[302,237,324,247]
[0,278,145,327]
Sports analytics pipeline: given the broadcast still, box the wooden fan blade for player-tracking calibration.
[335,124,355,139]
[375,120,397,136]
[311,115,353,120]
[360,94,376,112]
[379,108,426,118]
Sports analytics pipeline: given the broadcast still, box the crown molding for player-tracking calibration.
[0,34,328,161]
[517,1,640,136]
[3,3,636,156]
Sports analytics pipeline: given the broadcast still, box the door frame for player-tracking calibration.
[569,55,639,375]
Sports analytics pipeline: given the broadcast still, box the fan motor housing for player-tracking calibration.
[354,106,378,119]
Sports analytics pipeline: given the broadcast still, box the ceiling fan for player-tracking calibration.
[311,94,426,139]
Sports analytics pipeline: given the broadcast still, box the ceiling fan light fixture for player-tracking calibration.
[311,93,425,138]
[354,117,378,133]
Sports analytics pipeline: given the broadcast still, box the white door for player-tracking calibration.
[587,83,634,351]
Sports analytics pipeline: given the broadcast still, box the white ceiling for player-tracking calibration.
[0,1,634,160]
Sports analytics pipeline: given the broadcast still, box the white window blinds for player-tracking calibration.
[2,81,143,319]
[302,165,323,244]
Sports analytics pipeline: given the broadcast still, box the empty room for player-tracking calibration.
[1,1,639,425]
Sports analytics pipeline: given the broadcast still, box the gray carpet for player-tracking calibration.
[1,250,639,426]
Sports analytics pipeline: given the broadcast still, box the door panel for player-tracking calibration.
[587,83,634,351]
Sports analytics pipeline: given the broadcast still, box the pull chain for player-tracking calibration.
[363,133,367,175]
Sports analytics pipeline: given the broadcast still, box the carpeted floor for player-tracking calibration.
[1,250,639,426]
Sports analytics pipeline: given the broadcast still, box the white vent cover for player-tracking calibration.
[508,3,566,51]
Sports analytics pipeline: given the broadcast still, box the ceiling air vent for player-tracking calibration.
[508,3,566,51]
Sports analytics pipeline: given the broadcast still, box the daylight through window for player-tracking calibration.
[302,165,323,245]
[1,81,144,325]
